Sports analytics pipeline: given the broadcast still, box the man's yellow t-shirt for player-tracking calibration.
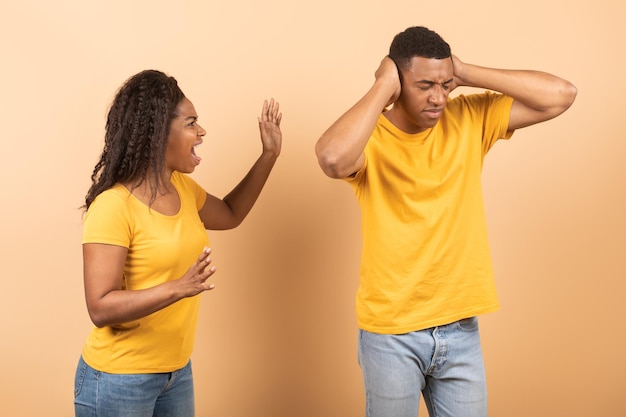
[347,92,514,334]
[81,171,209,373]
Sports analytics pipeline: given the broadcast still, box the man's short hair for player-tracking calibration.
[389,26,451,70]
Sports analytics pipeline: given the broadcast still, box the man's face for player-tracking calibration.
[390,56,454,134]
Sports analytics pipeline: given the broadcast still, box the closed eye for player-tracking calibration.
[418,79,453,91]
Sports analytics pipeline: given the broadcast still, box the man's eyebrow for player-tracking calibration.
[417,79,454,85]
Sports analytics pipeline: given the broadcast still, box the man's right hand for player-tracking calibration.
[375,56,402,108]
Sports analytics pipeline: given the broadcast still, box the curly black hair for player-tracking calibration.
[389,26,451,71]
[84,70,185,210]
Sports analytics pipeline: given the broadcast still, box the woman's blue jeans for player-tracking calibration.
[358,317,487,417]
[74,356,195,417]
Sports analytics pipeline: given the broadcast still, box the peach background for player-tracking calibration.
[1,0,624,416]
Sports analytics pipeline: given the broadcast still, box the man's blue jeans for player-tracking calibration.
[358,317,487,417]
[74,356,195,417]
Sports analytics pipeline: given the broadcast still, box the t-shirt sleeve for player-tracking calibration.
[477,92,514,154]
[344,152,368,188]
[82,191,132,247]
[453,92,514,154]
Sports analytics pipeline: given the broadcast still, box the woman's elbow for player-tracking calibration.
[87,309,108,328]
[85,300,115,328]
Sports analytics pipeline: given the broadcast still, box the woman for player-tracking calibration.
[74,69,282,417]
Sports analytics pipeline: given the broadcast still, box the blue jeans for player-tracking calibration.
[74,356,195,417]
[358,317,487,417]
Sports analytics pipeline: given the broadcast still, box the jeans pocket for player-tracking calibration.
[74,356,88,398]
[456,316,479,332]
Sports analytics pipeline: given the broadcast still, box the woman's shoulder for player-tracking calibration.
[87,184,133,213]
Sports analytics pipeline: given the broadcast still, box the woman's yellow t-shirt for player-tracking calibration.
[81,171,209,373]
[347,92,514,334]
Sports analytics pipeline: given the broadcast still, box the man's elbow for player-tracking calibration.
[316,150,348,179]
[541,81,578,123]
[558,80,578,113]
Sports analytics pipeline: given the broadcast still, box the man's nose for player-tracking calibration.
[429,85,446,105]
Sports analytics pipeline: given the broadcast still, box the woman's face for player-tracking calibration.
[164,98,206,175]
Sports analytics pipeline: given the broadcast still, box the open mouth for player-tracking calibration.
[191,144,202,165]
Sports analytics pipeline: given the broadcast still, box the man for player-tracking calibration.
[315,26,576,417]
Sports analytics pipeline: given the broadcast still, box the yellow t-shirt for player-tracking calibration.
[81,171,209,373]
[347,92,514,334]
